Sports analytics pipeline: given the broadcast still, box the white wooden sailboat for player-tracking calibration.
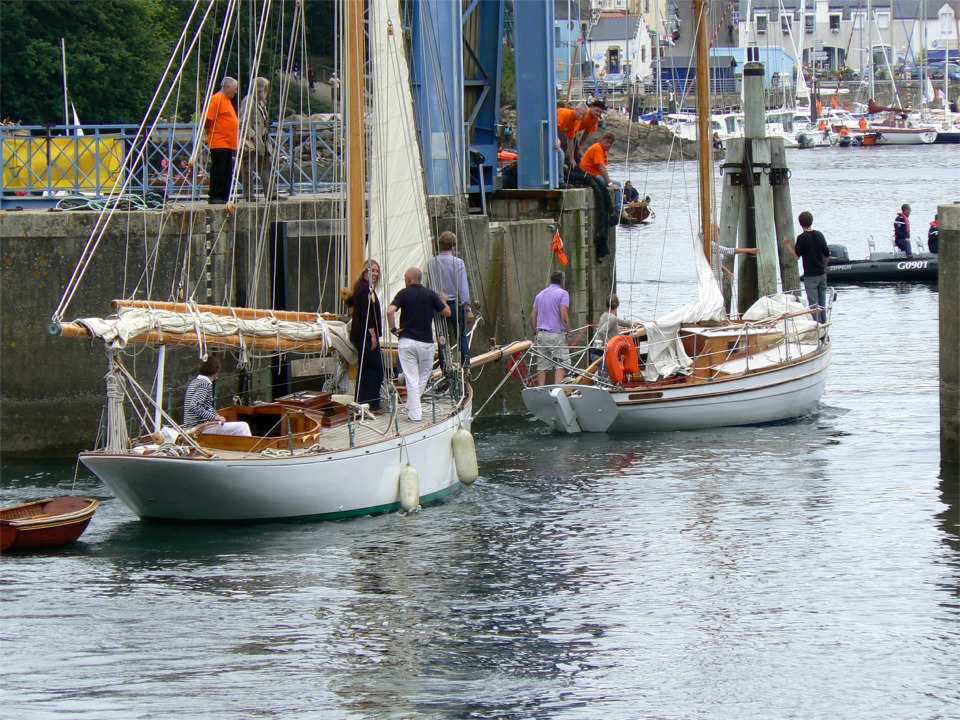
[48,0,511,521]
[522,0,831,434]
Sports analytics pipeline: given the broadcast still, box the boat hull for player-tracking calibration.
[826,257,938,283]
[869,128,938,145]
[0,497,99,551]
[522,345,830,433]
[80,400,472,522]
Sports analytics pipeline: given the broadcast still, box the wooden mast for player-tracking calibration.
[345,0,366,282]
[694,0,713,259]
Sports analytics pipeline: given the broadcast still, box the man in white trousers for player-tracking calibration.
[387,267,451,422]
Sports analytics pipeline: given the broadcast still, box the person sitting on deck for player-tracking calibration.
[623,180,640,205]
[183,356,252,436]
[588,294,640,371]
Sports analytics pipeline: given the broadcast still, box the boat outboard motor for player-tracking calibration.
[796,133,816,149]
[827,244,850,262]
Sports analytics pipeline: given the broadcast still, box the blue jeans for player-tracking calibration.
[610,180,623,211]
[803,274,829,323]
[894,238,913,257]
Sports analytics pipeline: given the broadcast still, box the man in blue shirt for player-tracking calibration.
[427,231,474,371]
[387,267,451,422]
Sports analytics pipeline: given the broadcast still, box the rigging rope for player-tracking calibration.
[52,0,221,323]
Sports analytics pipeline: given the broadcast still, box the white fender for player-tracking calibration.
[452,427,479,486]
[399,463,420,512]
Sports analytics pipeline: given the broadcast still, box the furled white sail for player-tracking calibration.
[367,0,433,303]
[640,238,726,380]
[74,307,357,362]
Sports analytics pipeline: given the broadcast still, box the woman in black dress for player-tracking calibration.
[349,261,384,411]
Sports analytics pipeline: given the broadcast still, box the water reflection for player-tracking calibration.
[332,487,599,717]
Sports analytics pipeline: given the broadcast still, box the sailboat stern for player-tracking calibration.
[522,386,620,433]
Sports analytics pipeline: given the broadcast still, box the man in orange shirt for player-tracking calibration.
[556,103,587,166]
[575,100,605,162]
[581,133,628,222]
[566,132,622,260]
[205,76,239,205]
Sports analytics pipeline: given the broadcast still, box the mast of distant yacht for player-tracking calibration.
[695,0,712,259]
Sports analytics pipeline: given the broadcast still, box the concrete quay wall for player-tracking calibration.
[0,190,613,455]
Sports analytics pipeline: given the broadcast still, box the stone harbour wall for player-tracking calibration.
[0,189,614,455]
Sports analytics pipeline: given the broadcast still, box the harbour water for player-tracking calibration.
[2,145,958,719]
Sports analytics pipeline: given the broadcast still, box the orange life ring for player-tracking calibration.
[605,334,639,384]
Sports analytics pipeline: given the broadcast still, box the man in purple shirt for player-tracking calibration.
[530,271,572,386]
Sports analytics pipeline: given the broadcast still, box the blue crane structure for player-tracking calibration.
[410,0,558,196]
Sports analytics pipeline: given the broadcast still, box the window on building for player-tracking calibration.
[940,9,953,35]
[852,11,864,29]
[829,14,841,31]
[782,14,792,33]
[757,14,768,32]
[876,12,890,29]
[805,14,815,33]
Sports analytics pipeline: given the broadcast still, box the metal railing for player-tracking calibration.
[1,120,343,207]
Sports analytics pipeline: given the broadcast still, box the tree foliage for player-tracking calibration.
[0,0,187,124]
[0,0,336,125]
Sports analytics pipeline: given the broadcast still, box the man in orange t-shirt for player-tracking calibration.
[581,133,627,222]
[575,100,605,161]
[204,76,239,204]
[580,134,614,182]
[556,104,587,166]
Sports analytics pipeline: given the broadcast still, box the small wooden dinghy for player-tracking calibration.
[0,497,99,552]
[623,198,654,224]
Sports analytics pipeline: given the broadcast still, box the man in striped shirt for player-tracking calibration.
[183,356,251,436]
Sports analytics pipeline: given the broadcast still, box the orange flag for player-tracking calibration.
[816,98,824,114]
[551,229,568,266]
[831,95,839,108]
